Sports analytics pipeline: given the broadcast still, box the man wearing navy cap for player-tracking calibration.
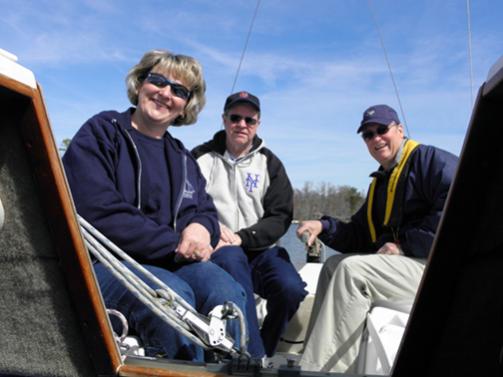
[297,104,458,373]
[192,91,307,361]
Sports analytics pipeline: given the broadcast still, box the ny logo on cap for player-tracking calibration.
[239,91,250,98]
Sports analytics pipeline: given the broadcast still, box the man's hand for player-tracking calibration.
[215,239,231,250]
[296,220,323,246]
[176,223,213,262]
[219,223,242,246]
[377,242,403,255]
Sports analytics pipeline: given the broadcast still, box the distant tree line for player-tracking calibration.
[293,182,365,222]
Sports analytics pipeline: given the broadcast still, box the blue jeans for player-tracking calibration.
[94,261,247,361]
[211,246,307,357]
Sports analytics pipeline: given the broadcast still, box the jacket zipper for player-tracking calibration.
[173,154,187,232]
[233,162,239,230]
[122,127,142,209]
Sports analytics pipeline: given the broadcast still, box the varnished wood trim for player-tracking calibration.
[119,364,225,377]
[1,73,122,375]
[32,84,123,374]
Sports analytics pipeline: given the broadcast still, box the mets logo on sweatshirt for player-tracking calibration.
[183,179,195,199]
[244,173,260,193]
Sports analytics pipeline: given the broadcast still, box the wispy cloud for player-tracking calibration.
[0,1,129,64]
[2,0,501,190]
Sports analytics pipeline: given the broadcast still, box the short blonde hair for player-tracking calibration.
[126,50,206,126]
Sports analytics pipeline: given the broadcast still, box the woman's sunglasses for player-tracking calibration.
[361,124,395,141]
[227,114,258,126]
[144,72,191,100]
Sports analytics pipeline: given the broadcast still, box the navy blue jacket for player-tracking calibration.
[320,144,458,258]
[63,108,220,265]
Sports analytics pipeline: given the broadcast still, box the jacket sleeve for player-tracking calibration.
[237,153,293,251]
[319,203,375,253]
[63,120,180,263]
[398,147,458,258]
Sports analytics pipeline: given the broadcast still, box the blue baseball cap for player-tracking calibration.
[224,91,260,112]
[358,104,400,133]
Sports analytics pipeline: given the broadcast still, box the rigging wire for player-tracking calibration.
[466,0,474,107]
[230,0,261,93]
[367,0,411,138]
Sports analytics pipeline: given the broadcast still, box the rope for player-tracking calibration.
[80,222,201,346]
[78,215,248,357]
[230,0,261,93]
[367,0,411,138]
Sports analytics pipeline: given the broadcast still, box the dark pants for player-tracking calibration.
[211,246,307,357]
[94,261,246,360]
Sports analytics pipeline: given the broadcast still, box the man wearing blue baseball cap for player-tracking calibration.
[192,91,307,362]
[297,104,458,373]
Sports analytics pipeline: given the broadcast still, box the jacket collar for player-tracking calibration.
[370,137,408,178]
[115,107,184,153]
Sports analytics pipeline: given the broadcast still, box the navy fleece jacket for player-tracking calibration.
[63,108,220,265]
[320,144,458,258]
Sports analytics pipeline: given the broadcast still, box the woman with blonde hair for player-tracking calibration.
[63,50,246,361]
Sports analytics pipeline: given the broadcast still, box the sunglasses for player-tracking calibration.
[227,113,258,126]
[361,124,395,141]
[144,72,191,100]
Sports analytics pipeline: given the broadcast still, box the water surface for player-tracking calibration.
[280,224,338,270]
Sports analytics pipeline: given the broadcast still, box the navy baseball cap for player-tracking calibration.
[224,91,260,112]
[357,104,400,133]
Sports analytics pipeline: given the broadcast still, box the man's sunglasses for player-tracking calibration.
[144,72,191,100]
[227,114,258,126]
[361,124,395,141]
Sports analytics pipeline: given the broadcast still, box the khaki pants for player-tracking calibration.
[300,254,425,373]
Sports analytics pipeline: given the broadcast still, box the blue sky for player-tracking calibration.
[1,0,502,191]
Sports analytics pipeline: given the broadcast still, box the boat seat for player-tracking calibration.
[357,299,413,375]
[255,262,413,373]
[256,263,323,354]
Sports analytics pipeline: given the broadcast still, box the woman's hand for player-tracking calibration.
[176,222,213,262]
